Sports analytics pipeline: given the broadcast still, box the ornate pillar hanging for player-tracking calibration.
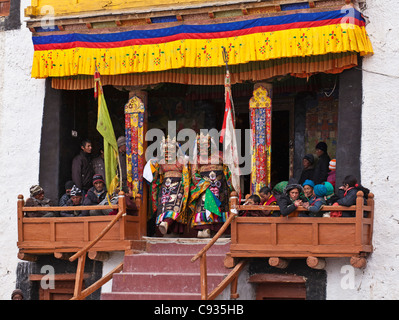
[249,86,272,194]
[124,95,145,197]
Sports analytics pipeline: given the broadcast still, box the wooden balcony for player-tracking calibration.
[17,192,147,261]
[227,191,374,269]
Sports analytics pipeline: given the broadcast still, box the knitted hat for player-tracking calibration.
[273,181,288,194]
[303,153,314,164]
[284,183,303,196]
[70,185,82,197]
[302,179,315,188]
[323,182,334,196]
[314,184,327,197]
[329,159,336,170]
[30,185,44,197]
[316,141,328,152]
[92,174,105,184]
[117,136,126,147]
[65,180,74,190]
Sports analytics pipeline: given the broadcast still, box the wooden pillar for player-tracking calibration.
[124,88,148,238]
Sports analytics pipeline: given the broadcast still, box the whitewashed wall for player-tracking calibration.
[325,0,399,299]
[0,0,46,300]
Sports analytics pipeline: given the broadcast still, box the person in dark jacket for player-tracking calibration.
[82,174,108,216]
[298,154,315,185]
[60,185,84,217]
[335,175,370,217]
[312,141,331,184]
[275,184,306,217]
[25,185,55,217]
[59,180,75,206]
[72,139,94,194]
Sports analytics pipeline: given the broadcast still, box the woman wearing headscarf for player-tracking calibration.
[275,184,306,217]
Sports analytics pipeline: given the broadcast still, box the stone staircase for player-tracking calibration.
[101,238,231,300]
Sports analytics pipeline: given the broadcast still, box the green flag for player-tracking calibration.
[95,74,119,195]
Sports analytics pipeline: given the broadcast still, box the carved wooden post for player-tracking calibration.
[355,191,364,246]
[118,191,126,215]
[229,191,239,211]
[17,195,24,243]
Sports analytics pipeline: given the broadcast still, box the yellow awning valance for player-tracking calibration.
[31,9,373,79]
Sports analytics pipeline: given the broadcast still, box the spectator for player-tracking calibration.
[272,181,288,201]
[276,184,305,217]
[60,185,84,217]
[59,180,74,206]
[327,159,336,188]
[72,138,94,194]
[302,179,315,201]
[312,141,331,184]
[240,194,263,217]
[92,147,106,185]
[117,136,128,193]
[301,184,327,217]
[298,154,315,185]
[25,185,55,217]
[334,175,370,217]
[259,186,277,216]
[11,289,24,300]
[82,174,108,216]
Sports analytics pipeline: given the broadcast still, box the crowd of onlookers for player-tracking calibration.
[23,136,130,217]
[241,142,370,218]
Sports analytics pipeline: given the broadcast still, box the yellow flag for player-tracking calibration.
[95,75,119,195]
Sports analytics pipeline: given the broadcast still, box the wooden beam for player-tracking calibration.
[306,256,326,270]
[54,252,73,260]
[269,257,290,269]
[88,251,109,262]
[350,256,367,269]
[224,253,236,269]
[17,252,38,262]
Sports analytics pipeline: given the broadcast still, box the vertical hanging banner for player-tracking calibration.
[249,86,272,194]
[125,96,145,197]
[95,71,119,196]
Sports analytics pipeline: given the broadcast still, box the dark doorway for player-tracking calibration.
[271,110,290,186]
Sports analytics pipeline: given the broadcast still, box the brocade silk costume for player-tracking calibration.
[151,140,190,235]
[188,138,233,233]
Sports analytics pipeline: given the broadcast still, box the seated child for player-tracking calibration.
[240,194,264,217]
[59,180,74,206]
[300,184,327,217]
[60,185,84,217]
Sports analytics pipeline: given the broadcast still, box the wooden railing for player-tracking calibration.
[68,191,127,300]
[192,190,375,300]
[18,191,143,300]
[191,192,245,300]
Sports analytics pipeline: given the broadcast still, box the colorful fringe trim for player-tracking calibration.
[31,9,373,78]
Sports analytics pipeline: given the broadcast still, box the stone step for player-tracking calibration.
[123,253,228,273]
[101,291,201,300]
[111,272,227,294]
[144,237,231,255]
